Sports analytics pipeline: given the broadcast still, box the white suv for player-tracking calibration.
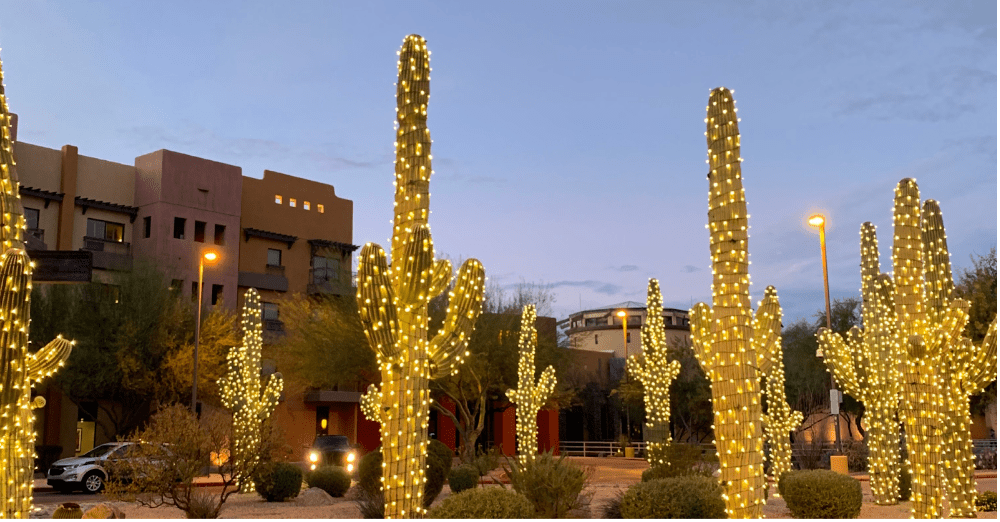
[46,442,153,493]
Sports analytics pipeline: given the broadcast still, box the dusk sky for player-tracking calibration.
[1,1,995,325]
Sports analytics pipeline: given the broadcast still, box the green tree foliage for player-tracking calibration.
[954,248,997,343]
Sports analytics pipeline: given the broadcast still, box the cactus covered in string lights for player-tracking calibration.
[505,304,556,464]
[356,34,486,519]
[625,279,680,468]
[817,223,904,505]
[754,286,802,491]
[688,87,769,518]
[218,288,283,493]
[1,53,74,519]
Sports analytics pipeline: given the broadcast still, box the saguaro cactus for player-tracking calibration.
[356,34,486,519]
[1,54,74,519]
[754,286,802,491]
[689,87,768,518]
[625,279,681,468]
[817,222,904,505]
[506,304,556,464]
[219,288,283,493]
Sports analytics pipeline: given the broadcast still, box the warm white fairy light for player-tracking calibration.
[506,304,556,465]
[626,279,680,468]
[0,52,74,518]
[219,288,283,494]
[355,34,486,519]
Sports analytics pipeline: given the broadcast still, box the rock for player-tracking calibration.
[293,487,336,506]
[82,503,127,519]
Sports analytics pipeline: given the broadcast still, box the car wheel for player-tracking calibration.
[82,472,105,493]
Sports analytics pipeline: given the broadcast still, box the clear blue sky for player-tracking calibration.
[1,1,995,324]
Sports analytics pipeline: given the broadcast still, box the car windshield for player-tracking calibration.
[81,443,119,458]
[314,436,349,448]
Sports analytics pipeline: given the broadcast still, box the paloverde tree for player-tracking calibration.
[356,34,486,519]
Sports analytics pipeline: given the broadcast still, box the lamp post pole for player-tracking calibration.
[192,251,218,413]
[618,310,629,441]
[810,215,842,454]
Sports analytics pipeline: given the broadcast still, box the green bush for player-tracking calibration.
[898,466,911,501]
[448,464,480,493]
[977,491,997,512]
[780,470,861,519]
[504,450,590,518]
[472,446,501,477]
[600,489,626,519]
[253,461,303,502]
[306,465,352,497]
[620,476,725,519]
[356,440,453,508]
[641,443,719,481]
[428,487,534,519]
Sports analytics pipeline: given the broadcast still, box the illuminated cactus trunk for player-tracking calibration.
[921,201,996,518]
[356,34,486,519]
[505,305,556,465]
[817,223,903,505]
[625,279,680,468]
[1,54,74,519]
[219,288,284,493]
[689,87,767,518]
[754,287,802,491]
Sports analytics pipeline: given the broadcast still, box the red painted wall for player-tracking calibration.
[537,409,560,455]
[494,406,516,456]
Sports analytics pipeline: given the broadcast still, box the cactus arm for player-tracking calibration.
[817,327,864,401]
[425,258,452,302]
[920,200,954,324]
[427,259,486,380]
[688,302,714,371]
[360,384,387,424]
[357,243,399,359]
[965,318,997,393]
[534,365,557,402]
[752,286,782,376]
[860,223,882,330]
[26,336,73,382]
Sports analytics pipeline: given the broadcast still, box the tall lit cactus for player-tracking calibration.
[218,288,283,493]
[626,279,680,468]
[754,286,802,491]
[506,304,556,464]
[817,222,904,505]
[689,87,768,518]
[1,53,74,519]
[922,200,996,518]
[356,34,486,519]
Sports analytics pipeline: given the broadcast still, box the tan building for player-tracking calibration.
[563,301,691,359]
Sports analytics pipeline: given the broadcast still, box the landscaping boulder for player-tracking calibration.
[82,503,127,519]
[293,487,336,507]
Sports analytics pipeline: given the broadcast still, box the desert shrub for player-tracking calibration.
[504,450,591,518]
[356,441,452,508]
[448,464,480,493]
[52,503,83,519]
[306,465,351,497]
[843,439,869,472]
[898,466,911,501]
[977,491,997,512]
[641,443,719,481]
[353,486,385,519]
[619,476,725,519]
[471,445,501,477]
[186,491,220,519]
[780,470,862,519]
[600,489,626,519]
[428,487,534,519]
[253,461,303,502]
[976,449,997,470]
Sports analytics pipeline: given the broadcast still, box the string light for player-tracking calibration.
[218,288,284,493]
[0,51,75,518]
[355,34,486,519]
[626,279,681,468]
[505,304,556,465]
[689,87,767,519]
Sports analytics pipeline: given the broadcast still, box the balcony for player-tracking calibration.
[263,319,284,332]
[81,236,132,271]
[238,271,289,293]
[307,268,353,296]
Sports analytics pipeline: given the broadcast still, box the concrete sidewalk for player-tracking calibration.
[34,474,229,493]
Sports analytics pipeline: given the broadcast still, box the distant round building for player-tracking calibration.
[562,301,690,359]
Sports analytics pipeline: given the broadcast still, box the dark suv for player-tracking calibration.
[307,435,357,472]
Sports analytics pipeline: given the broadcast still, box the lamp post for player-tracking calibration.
[808,214,842,454]
[192,250,219,413]
[617,310,629,440]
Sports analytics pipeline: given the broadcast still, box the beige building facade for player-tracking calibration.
[563,300,691,359]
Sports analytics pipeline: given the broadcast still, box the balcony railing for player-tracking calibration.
[307,268,354,296]
[82,236,131,256]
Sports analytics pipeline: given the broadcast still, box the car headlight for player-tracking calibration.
[347,452,356,463]
[308,451,319,463]
[347,463,354,473]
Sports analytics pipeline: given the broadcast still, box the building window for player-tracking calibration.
[317,204,324,213]
[191,281,199,300]
[275,195,282,204]
[86,218,125,242]
[211,284,224,306]
[174,217,186,239]
[584,317,605,327]
[289,198,297,208]
[664,316,673,326]
[303,201,310,211]
[194,221,206,243]
[312,255,339,283]
[626,332,631,343]
[628,316,641,326]
[594,335,598,345]
[267,248,282,267]
[262,302,279,321]
[24,207,40,229]
[169,279,183,293]
[214,224,226,245]
[143,216,151,238]
[316,405,329,435]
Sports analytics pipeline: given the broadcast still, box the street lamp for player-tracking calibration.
[617,310,629,441]
[192,249,220,413]
[808,214,842,454]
